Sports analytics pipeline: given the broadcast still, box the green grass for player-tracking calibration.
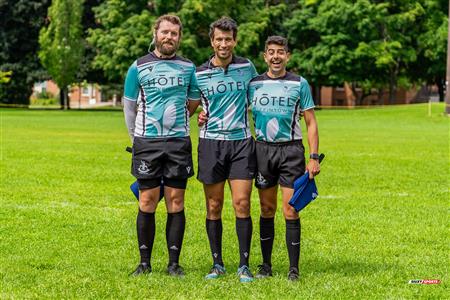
[1,104,448,299]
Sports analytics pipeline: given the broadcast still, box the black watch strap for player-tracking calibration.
[310,153,320,160]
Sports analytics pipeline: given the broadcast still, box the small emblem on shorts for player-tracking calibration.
[186,166,191,173]
[256,172,267,185]
[138,160,150,174]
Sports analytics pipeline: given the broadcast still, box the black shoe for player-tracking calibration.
[255,263,273,278]
[167,262,185,277]
[130,263,151,276]
[287,267,300,281]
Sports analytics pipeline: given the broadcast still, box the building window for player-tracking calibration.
[82,86,89,96]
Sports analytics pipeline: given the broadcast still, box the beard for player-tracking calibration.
[215,49,232,60]
[155,36,179,56]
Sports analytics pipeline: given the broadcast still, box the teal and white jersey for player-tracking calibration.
[123,52,200,138]
[196,56,258,140]
[249,72,315,142]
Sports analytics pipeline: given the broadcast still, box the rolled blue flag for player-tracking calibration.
[288,172,319,212]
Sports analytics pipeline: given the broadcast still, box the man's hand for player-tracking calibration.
[198,111,208,126]
[306,159,320,179]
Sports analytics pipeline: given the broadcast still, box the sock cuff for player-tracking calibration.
[285,218,300,228]
[168,210,185,216]
[206,218,222,223]
[260,216,275,225]
[138,209,155,216]
[236,216,252,226]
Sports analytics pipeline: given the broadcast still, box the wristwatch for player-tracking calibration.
[309,153,320,160]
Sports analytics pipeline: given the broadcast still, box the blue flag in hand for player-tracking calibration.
[130,179,164,201]
[288,172,319,212]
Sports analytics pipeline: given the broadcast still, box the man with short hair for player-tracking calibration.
[195,17,258,282]
[248,36,320,281]
[123,14,200,277]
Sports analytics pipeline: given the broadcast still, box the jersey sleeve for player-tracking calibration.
[188,66,201,100]
[123,61,139,102]
[299,78,315,111]
[248,60,258,79]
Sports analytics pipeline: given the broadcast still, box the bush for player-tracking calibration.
[30,97,58,106]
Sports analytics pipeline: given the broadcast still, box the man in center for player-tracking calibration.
[195,17,258,282]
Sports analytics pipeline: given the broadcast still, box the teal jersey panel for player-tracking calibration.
[249,72,315,142]
[123,52,200,138]
[196,56,258,140]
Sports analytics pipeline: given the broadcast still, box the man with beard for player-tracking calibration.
[248,36,320,281]
[123,15,200,277]
[195,17,258,282]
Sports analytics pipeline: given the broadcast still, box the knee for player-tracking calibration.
[283,205,298,220]
[233,197,250,216]
[169,196,184,211]
[260,201,276,218]
[206,198,222,219]
[139,193,158,212]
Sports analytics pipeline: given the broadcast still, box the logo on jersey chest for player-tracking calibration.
[146,75,185,88]
[252,94,297,107]
[203,80,246,97]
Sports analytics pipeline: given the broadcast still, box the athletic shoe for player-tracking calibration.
[130,263,151,276]
[167,262,185,277]
[287,267,300,281]
[205,264,226,279]
[237,265,254,283]
[255,263,272,278]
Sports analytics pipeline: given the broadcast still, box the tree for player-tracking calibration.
[39,0,85,109]
[413,0,448,102]
[0,0,51,105]
[87,0,154,83]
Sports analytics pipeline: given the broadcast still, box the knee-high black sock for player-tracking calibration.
[166,210,185,265]
[285,218,301,269]
[137,209,155,264]
[236,217,253,267]
[206,219,223,266]
[260,216,275,266]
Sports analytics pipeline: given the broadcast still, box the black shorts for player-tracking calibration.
[131,136,194,189]
[255,140,305,189]
[197,138,256,184]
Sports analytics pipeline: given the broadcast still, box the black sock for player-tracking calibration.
[136,209,155,264]
[206,219,223,266]
[285,218,301,269]
[236,217,252,267]
[260,216,275,266]
[166,210,185,265]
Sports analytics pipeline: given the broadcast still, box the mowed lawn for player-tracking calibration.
[0,104,448,299]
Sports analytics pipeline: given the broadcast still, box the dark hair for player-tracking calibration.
[209,17,238,40]
[265,36,289,52]
[154,14,183,35]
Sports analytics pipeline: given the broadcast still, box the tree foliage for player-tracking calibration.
[0,0,51,104]
[39,0,85,109]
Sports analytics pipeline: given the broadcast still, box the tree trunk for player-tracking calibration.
[59,89,64,110]
[62,86,68,110]
[445,4,450,114]
[377,88,384,105]
[389,71,397,104]
[66,86,70,110]
[436,77,444,102]
[315,84,321,106]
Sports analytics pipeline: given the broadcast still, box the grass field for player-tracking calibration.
[1,104,448,299]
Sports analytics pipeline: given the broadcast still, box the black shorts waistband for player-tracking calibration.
[256,139,302,146]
